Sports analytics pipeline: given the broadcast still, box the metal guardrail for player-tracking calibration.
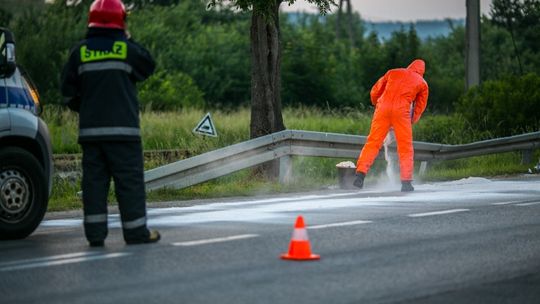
[144,130,540,191]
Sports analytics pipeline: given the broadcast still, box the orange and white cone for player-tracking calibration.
[281,215,320,261]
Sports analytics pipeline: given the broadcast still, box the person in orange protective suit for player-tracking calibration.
[354,59,429,192]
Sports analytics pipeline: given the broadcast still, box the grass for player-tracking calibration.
[42,106,373,154]
[43,106,539,211]
[420,152,532,181]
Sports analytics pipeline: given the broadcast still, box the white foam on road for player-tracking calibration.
[516,201,540,206]
[40,177,540,228]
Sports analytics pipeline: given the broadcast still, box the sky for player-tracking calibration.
[281,0,494,22]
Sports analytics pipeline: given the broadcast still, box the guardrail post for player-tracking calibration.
[521,149,533,164]
[279,155,293,184]
[418,161,429,176]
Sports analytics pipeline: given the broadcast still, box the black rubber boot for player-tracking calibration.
[89,240,104,247]
[401,181,414,192]
[126,230,161,245]
[353,172,366,189]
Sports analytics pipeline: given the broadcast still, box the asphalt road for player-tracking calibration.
[1,176,540,304]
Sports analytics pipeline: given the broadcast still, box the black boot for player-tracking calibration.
[126,230,161,245]
[89,240,104,247]
[401,181,414,192]
[353,172,366,189]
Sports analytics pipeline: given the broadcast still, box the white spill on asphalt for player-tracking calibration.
[40,177,540,229]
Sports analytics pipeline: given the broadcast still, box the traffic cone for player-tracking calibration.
[281,215,320,261]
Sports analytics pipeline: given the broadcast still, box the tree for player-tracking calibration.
[0,8,12,26]
[10,0,88,104]
[208,0,335,179]
[123,0,180,9]
[490,0,540,75]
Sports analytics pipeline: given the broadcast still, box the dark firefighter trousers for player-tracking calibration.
[81,141,150,243]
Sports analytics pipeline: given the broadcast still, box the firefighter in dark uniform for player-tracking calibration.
[61,0,160,246]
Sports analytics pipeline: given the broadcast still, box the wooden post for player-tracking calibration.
[466,0,481,89]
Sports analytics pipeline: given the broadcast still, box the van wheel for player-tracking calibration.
[0,147,48,240]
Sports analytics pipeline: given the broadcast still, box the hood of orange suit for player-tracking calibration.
[407,59,425,76]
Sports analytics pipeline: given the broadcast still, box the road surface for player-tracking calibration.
[1,176,540,303]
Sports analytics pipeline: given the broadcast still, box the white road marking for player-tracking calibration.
[32,227,79,235]
[0,252,98,267]
[308,220,372,230]
[0,252,130,272]
[408,209,470,217]
[492,200,528,205]
[516,201,540,207]
[171,234,259,247]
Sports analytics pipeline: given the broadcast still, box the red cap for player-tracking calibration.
[88,0,126,30]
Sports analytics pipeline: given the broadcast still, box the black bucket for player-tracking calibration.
[337,167,357,189]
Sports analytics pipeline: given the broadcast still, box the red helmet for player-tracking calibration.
[88,0,126,30]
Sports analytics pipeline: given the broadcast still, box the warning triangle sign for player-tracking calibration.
[193,112,218,137]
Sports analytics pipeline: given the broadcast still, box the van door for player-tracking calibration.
[0,77,10,131]
[1,28,13,131]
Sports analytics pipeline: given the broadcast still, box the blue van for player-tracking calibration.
[0,27,53,239]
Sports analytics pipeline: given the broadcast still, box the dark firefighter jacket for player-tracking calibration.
[61,28,155,142]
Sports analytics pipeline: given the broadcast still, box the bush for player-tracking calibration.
[455,73,540,136]
[138,71,205,111]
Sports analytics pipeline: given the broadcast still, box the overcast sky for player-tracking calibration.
[281,0,494,22]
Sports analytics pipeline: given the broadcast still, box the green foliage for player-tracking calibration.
[208,0,335,17]
[129,2,251,106]
[0,0,44,18]
[412,113,497,144]
[138,71,205,110]
[421,25,465,113]
[0,8,12,26]
[2,0,539,123]
[44,105,504,156]
[281,15,340,107]
[124,0,179,8]
[456,73,540,136]
[9,1,88,105]
[41,107,80,154]
[382,25,421,70]
[490,0,540,75]
[481,17,520,79]
[423,152,530,181]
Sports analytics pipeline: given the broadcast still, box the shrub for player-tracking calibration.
[138,71,205,111]
[455,73,540,136]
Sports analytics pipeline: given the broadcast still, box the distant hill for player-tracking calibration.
[365,19,465,40]
[285,12,464,41]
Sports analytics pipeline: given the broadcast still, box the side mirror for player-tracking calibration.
[0,27,16,78]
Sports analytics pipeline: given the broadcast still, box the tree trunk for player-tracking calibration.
[250,1,285,180]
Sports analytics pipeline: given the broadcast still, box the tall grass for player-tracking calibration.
[43,106,375,155]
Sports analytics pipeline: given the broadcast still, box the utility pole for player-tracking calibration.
[335,0,355,45]
[465,0,480,89]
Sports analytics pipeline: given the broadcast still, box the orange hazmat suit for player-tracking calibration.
[356,59,429,181]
